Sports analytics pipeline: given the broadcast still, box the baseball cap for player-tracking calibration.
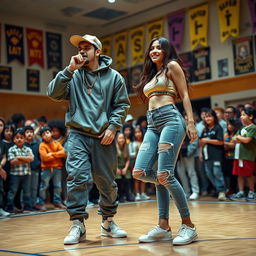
[125,114,134,122]
[70,34,102,50]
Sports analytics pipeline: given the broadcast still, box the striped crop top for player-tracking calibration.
[143,75,177,98]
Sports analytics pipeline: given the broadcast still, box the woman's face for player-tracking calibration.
[4,128,13,141]
[227,123,234,133]
[240,110,252,126]
[0,121,4,134]
[134,128,142,140]
[149,40,164,65]
[204,114,215,127]
[117,133,126,146]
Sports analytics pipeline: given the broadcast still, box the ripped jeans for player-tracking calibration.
[133,104,190,219]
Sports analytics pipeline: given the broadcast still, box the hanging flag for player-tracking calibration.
[130,25,144,66]
[179,52,194,82]
[167,10,185,52]
[114,31,127,69]
[217,0,240,42]
[5,24,25,64]
[188,4,208,49]
[147,19,164,43]
[46,32,62,69]
[101,36,112,57]
[27,28,44,68]
[248,0,256,33]
[0,66,12,90]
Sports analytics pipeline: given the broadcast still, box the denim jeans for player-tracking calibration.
[39,168,62,205]
[204,160,226,192]
[30,169,40,207]
[134,104,190,219]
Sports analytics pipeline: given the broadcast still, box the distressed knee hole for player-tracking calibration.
[157,172,170,186]
[132,169,144,179]
[140,142,150,151]
[158,143,173,153]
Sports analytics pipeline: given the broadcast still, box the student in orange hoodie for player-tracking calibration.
[38,126,66,211]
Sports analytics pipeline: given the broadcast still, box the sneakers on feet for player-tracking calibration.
[0,208,10,217]
[172,224,198,245]
[218,192,227,201]
[138,225,172,243]
[135,193,141,201]
[247,191,256,201]
[64,220,86,245]
[189,193,199,200]
[101,217,127,238]
[140,193,150,200]
[229,191,246,201]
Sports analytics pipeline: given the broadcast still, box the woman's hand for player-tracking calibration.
[186,122,198,143]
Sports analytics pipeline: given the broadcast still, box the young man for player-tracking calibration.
[47,34,130,245]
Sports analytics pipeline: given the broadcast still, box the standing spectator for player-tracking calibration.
[214,107,227,133]
[11,113,25,129]
[224,106,238,121]
[136,116,147,135]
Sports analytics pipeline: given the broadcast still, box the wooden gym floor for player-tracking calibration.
[0,198,255,256]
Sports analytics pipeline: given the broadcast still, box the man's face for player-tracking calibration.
[78,41,100,66]
[224,108,235,120]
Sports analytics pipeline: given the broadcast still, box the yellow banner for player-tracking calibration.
[217,0,240,42]
[189,4,208,49]
[101,36,112,57]
[130,26,144,66]
[114,31,127,69]
[147,19,164,43]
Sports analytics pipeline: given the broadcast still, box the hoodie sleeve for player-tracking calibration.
[47,67,72,101]
[108,76,130,131]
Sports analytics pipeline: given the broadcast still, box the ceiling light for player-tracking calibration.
[108,0,116,3]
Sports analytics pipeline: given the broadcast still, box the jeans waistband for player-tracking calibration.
[147,104,176,114]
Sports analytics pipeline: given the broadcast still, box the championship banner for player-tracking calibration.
[27,28,44,68]
[27,69,40,92]
[188,4,208,49]
[5,24,25,64]
[119,68,131,94]
[101,36,112,57]
[248,0,256,33]
[130,26,144,66]
[147,19,164,43]
[217,0,240,42]
[114,31,127,69]
[233,36,254,75]
[167,10,185,52]
[130,64,143,94]
[0,66,12,90]
[46,32,62,69]
[192,47,211,81]
[179,52,194,82]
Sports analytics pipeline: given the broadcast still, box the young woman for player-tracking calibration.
[132,37,198,245]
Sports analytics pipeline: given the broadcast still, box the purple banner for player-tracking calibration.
[248,0,256,33]
[167,10,185,52]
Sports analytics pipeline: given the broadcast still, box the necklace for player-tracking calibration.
[84,71,98,94]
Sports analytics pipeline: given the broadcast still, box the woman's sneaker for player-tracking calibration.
[64,220,86,245]
[140,193,150,200]
[172,224,198,245]
[138,225,172,243]
[229,191,246,201]
[247,191,256,201]
[101,217,127,238]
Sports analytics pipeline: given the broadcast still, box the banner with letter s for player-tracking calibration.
[147,19,164,43]
[130,25,144,66]
[114,31,127,69]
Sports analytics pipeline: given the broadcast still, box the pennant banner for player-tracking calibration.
[27,69,40,92]
[5,24,25,64]
[130,25,144,66]
[189,4,208,49]
[27,28,44,68]
[114,31,127,69]
[192,47,211,81]
[101,36,112,57]
[147,19,164,43]
[167,10,185,52]
[233,36,254,75]
[179,51,194,82]
[217,0,240,42]
[0,66,12,90]
[248,0,256,33]
[46,32,62,69]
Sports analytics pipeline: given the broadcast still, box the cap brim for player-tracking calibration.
[70,35,90,48]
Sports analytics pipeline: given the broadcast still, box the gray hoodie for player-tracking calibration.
[47,55,130,137]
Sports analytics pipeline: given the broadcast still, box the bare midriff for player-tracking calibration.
[148,94,176,110]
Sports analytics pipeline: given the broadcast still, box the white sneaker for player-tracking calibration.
[172,224,198,245]
[189,193,199,200]
[0,208,10,217]
[140,193,150,200]
[218,192,227,201]
[135,193,141,201]
[139,225,172,243]
[64,220,86,245]
[101,217,127,238]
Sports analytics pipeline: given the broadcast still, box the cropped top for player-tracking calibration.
[143,75,177,98]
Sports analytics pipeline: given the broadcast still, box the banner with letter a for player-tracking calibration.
[101,36,112,57]
[130,25,144,66]
[114,31,127,69]
[217,0,240,42]
[147,19,164,44]
[189,4,208,49]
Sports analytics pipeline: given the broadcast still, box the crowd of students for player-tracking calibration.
[0,102,255,217]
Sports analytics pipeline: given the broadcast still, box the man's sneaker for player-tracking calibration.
[218,192,227,201]
[140,193,150,200]
[189,193,199,200]
[64,220,86,245]
[247,191,256,201]
[0,208,10,217]
[101,217,127,238]
[135,193,141,201]
[172,224,198,245]
[229,191,246,201]
[138,225,172,243]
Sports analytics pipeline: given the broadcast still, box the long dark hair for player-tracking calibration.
[134,37,189,102]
